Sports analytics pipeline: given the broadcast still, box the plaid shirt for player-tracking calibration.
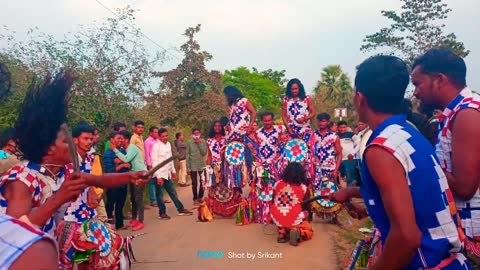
[0,213,57,270]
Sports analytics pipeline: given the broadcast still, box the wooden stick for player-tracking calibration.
[61,123,80,173]
[142,155,178,179]
[301,195,329,205]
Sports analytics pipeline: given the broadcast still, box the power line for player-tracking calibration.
[93,0,181,61]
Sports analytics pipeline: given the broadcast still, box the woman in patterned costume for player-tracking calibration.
[271,163,313,246]
[205,120,242,217]
[0,71,146,269]
[281,78,315,139]
[223,86,257,188]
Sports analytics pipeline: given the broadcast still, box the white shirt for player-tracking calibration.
[151,141,176,180]
[357,128,372,160]
[338,132,359,160]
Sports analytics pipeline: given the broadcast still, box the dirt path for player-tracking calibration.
[123,185,337,270]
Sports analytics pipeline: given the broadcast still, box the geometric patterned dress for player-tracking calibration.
[362,114,470,269]
[283,95,312,138]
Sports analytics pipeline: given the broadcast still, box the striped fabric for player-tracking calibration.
[0,213,57,270]
[436,88,480,239]
[361,115,470,269]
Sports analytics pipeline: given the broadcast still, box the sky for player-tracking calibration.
[2,0,479,93]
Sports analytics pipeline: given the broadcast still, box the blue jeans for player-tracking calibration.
[155,178,185,215]
[148,178,156,203]
[340,160,359,186]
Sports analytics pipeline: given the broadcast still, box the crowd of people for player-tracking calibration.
[0,46,479,270]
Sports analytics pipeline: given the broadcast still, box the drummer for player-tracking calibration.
[310,113,343,223]
[254,111,286,223]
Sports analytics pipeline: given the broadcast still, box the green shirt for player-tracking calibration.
[114,144,147,172]
[186,139,207,171]
[104,141,111,153]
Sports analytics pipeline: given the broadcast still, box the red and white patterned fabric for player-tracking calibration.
[0,160,60,235]
[283,95,312,137]
[0,213,57,270]
[207,136,226,166]
[228,97,251,141]
[256,125,285,164]
[271,180,307,228]
[437,87,480,239]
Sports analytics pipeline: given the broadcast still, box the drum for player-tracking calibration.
[258,186,274,202]
[225,141,245,166]
[311,178,343,218]
[213,184,234,203]
[317,179,339,208]
[284,139,308,162]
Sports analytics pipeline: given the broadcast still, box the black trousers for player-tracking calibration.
[106,185,128,229]
[129,182,137,217]
[191,171,205,201]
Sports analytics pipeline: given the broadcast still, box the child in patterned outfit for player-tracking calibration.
[271,163,313,246]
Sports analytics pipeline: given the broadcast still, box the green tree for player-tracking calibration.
[361,0,469,64]
[0,7,162,138]
[149,24,225,132]
[312,65,357,124]
[223,67,286,115]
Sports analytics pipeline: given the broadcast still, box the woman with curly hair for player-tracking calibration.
[282,78,315,138]
[0,70,145,269]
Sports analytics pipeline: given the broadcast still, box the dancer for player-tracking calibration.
[224,86,256,142]
[309,113,343,222]
[254,112,285,224]
[223,86,256,190]
[271,163,313,246]
[205,120,242,217]
[332,55,469,269]
[0,71,147,269]
[282,78,315,138]
[412,47,480,264]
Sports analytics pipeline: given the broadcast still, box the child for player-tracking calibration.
[270,162,313,246]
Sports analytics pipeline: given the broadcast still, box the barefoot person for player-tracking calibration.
[331,55,469,269]
[412,47,480,264]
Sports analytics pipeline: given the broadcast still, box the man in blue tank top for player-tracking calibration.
[331,55,470,269]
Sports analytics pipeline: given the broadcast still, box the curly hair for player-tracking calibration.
[208,120,226,138]
[285,78,306,100]
[280,162,307,185]
[15,70,75,163]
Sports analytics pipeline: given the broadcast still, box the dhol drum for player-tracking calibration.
[284,139,308,163]
[225,141,245,166]
[311,177,343,219]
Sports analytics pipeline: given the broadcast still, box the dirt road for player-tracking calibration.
[124,185,337,270]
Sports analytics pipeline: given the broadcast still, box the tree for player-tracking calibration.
[223,67,286,115]
[312,65,357,124]
[361,0,469,64]
[0,7,162,138]
[149,24,225,132]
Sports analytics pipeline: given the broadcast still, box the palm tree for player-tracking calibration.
[314,65,353,108]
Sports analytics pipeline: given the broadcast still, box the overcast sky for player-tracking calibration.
[2,0,479,93]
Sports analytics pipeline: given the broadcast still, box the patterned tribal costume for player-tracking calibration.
[0,213,57,270]
[362,115,469,269]
[311,130,338,191]
[228,97,251,142]
[206,136,241,217]
[436,88,480,261]
[255,125,285,223]
[283,96,313,138]
[0,161,60,235]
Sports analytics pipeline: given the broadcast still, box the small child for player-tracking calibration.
[270,162,313,246]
